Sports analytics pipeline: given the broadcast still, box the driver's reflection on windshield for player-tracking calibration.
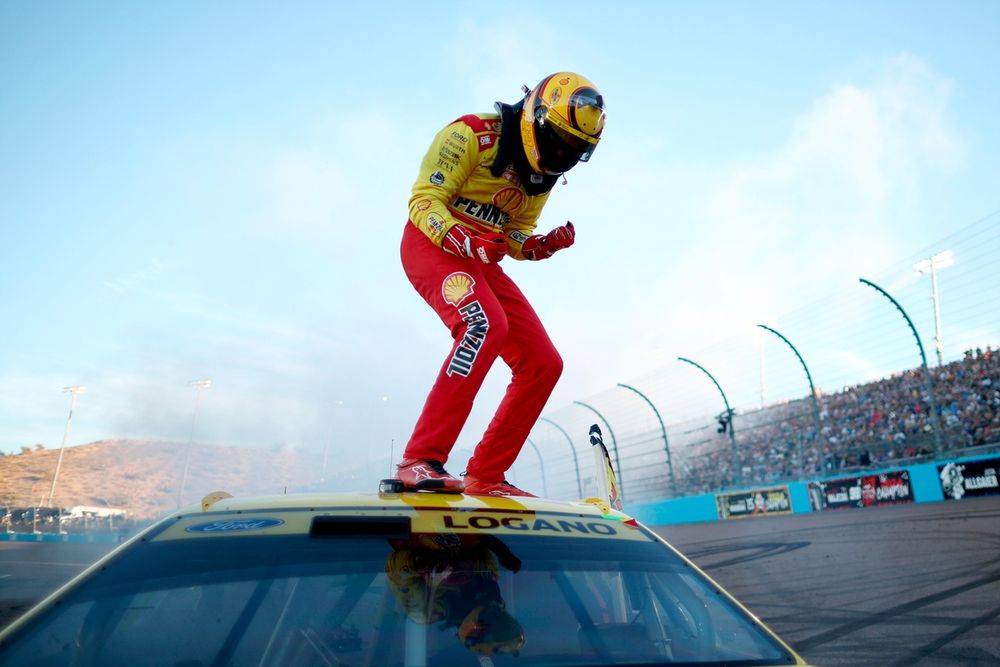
[385,533,525,656]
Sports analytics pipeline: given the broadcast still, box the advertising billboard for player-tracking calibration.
[716,486,793,520]
[938,458,1000,500]
[808,470,914,510]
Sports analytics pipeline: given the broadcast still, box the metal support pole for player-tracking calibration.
[537,417,583,497]
[913,250,953,367]
[178,380,212,508]
[616,383,676,493]
[676,358,740,486]
[525,438,549,498]
[930,265,944,366]
[758,325,823,477]
[573,401,624,500]
[859,278,944,453]
[758,326,768,409]
[47,386,86,508]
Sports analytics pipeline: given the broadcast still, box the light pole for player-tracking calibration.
[859,278,944,453]
[178,379,211,508]
[912,250,954,367]
[617,383,676,493]
[676,358,740,486]
[524,438,549,497]
[537,417,582,497]
[47,385,86,508]
[573,400,624,500]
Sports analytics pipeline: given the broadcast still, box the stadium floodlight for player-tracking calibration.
[46,386,87,508]
[912,250,954,367]
[177,379,212,508]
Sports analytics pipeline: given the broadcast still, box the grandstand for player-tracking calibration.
[527,211,1000,502]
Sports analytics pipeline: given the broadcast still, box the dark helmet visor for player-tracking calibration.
[534,120,592,174]
[532,90,604,175]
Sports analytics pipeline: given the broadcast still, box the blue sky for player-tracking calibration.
[2,2,998,484]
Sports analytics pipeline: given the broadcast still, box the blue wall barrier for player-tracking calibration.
[1,532,122,544]
[909,463,945,503]
[789,482,811,513]
[631,451,999,527]
[631,494,719,526]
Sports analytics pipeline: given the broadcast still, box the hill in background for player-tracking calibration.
[0,440,371,521]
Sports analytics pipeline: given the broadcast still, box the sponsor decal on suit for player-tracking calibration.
[427,213,445,235]
[446,301,489,377]
[492,186,525,212]
[442,272,475,306]
[452,196,511,228]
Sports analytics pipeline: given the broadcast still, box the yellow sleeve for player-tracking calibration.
[408,122,480,247]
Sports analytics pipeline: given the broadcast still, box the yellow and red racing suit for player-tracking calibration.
[408,113,550,258]
[400,112,564,483]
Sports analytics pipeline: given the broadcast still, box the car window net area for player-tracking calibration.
[0,530,796,667]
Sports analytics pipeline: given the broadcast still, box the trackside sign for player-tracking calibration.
[807,470,913,511]
[715,487,792,520]
[939,458,1000,500]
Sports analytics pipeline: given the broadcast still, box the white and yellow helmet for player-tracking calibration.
[519,72,606,175]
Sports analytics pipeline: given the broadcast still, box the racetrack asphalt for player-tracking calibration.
[2,496,998,666]
[655,495,1000,666]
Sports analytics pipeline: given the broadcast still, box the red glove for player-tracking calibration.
[471,233,509,263]
[521,222,575,260]
[442,225,508,264]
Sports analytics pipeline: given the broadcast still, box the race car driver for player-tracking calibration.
[396,72,606,497]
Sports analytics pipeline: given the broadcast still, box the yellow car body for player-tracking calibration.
[0,490,812,666]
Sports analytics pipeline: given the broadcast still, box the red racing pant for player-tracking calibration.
[400,222,563,482]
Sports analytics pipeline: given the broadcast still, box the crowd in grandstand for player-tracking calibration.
[680,346,1000,493]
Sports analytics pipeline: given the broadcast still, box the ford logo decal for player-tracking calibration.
[185,518,285,533]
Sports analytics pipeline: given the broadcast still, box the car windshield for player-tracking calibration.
[0,520,795,667]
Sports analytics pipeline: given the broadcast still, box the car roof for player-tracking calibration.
[146,490,643,543]
[186,489,630,518]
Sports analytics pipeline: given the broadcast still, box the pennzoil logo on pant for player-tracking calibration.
[447,301,489,377]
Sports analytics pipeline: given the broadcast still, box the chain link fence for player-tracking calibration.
[525,212,1000,502]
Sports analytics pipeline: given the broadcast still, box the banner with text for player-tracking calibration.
[938,457,1000,500]
[716,486,793,520]
[808,470,913,510]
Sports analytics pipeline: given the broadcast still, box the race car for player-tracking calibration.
[0,488,812,666]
